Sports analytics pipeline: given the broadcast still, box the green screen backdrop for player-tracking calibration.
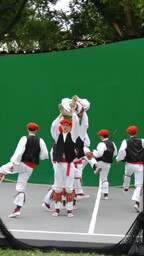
[0,38,143,187]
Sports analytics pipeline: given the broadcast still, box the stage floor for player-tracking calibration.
[0,182,140,248]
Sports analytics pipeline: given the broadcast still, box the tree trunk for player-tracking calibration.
[123,0,135,36]
[112,22,124,38]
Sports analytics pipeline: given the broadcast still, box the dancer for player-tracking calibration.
[50,108,79,217]
[93,129,117,199]
[0,122,49,217]
[116,125,144,212]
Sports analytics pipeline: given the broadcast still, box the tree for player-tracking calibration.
[0,0,143,52]
[0,0,63,51]
[0,0,28,40]
[89,0,144,38]
[61,0,116,47]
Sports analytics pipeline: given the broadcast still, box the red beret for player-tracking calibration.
[126,126,138,135]
[97,129,109,136]
[26,122,40,131]
[60,119,72,126]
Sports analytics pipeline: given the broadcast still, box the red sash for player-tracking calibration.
[74,159,83,168]
[128,161,143,165]
[22,161,37,168]
[53,158,71,176]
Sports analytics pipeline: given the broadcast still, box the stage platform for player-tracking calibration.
[0,182,140,249]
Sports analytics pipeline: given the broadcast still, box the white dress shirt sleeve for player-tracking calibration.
[51,115,63,142]
[10,136,27,165]
[93,142,106,158]
[84,133,91,147]
[79,112,89,141]
[71,112,79,142]
[116,139,127,161]
[39,138,49,160]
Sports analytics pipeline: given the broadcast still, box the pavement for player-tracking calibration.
[0,182,141,249]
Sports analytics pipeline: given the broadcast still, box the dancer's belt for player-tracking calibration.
[22,161,37,168]
[74,159,83,168]
[53,158,71,176]
[128,161,144,165]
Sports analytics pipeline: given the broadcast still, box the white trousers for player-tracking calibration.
[0,162,33,206]
[52,162,75,211]
[53,162,75,192]
[43,188,53,205]
[97,161,111,194]
[124,163,143,203]
[74,164,83,195]
[73,155,97,195]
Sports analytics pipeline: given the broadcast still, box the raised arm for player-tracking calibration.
[50,114,63,141]
[71,109,79,142]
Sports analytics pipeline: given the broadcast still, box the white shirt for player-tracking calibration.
[93,138,117,159]
[116,136,144,162]
[51,112,79,143]
[84,133,91,147]
[78,112,89,142]
[10,134,49,165]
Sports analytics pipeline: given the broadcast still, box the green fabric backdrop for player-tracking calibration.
[0,38,143,186]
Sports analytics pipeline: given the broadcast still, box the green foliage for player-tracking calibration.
[0,0,143,51]
[90,0,144,37]
[66,0,116,45]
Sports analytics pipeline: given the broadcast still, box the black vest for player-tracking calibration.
[21,135,40,165]
[75,137,85,159]
[123,137,144,162]
[96,140,115,163]
[53,132,76,163]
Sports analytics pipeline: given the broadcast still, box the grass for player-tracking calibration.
[0,249,109,256]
